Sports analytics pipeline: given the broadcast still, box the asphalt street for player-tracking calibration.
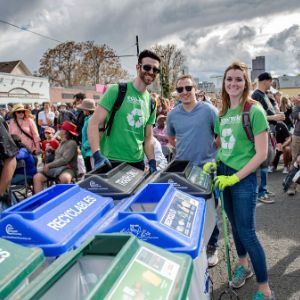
[210,165,300,300]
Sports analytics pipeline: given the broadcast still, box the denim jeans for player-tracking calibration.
[257,167,268,198]
[218,162,268,283]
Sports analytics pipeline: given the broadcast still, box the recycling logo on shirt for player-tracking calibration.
[221,128,236,150]
[127,108,144,128]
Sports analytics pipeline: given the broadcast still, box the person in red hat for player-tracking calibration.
[33,121,78,193]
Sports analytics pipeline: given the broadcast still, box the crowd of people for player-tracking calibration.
[0,49,300,300]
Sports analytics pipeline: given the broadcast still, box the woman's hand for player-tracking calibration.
[214,174,240,190]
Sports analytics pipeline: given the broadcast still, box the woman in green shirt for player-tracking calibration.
[214,62,274,300]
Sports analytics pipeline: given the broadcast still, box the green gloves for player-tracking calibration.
[203,161,218,173]
[214,174,240,190]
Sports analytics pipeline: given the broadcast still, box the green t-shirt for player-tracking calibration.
[214,103,268,171]
[99,81,156,162]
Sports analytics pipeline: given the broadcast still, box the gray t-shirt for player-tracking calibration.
[167,102,217,167]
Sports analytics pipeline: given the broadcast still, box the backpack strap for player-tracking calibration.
[105,82,127,136]
[242,101,254,142]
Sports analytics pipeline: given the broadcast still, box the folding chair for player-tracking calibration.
[9,159,33,202]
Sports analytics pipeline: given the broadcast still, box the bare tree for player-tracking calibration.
[82,41,129,85]
[39,41,129,87]
[152,44,185,97]
[39,41,84,87]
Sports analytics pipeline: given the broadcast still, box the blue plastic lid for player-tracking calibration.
[0,185,114,256]
[98,183,206,259]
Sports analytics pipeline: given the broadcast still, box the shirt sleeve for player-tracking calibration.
[98,84,119,112]
[47,140,77,168]
[29,118,41,150]
[0,117,18,158]
[214,117,220,135]
[251,104,269,136]
[146,101,156,125]
[167,113,175,136]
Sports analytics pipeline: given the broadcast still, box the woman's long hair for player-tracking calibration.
[280,96,291,113]
[220,61,255,117]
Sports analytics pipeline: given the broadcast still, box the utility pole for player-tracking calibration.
[136,35,139,57]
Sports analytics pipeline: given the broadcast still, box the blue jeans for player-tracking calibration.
[257,167,267,198]
[218,162,268,283]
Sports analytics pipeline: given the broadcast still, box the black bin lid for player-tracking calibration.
[163,160,191,175]
[154,172,212,199]
[85,161,124,178]
[79,163,147,200]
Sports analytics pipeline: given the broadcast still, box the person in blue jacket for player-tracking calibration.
[77,98,96,172]
[11,134,37,185]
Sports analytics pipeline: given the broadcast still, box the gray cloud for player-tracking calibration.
[0,0,300,78]
[232,26,256,42]
[267,25,300,51]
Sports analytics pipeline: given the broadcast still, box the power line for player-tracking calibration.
[1,20,138,59]
[0,19,63,43]
[103,54,136,59]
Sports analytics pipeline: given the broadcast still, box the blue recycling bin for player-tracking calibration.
[97,183,211,299]
[79,161,148,202]
[150,163,216,249]
[0,184,114,257]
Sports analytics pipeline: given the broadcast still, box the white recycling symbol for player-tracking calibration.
[221,128,235,150]
[127,108,144,128]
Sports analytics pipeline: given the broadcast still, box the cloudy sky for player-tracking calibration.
[1,0,300,81]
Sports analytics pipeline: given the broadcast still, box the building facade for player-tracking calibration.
[0,61,49,107]
[50,86,101,104]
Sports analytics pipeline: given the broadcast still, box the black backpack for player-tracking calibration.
[242,102,276,150]
[105,82,156,136]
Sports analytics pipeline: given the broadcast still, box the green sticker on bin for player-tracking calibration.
[0,238,44,299]
[105,246,180,299]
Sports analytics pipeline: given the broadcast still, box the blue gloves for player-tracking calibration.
[148,159,157,174]
[214,174,240,191]
[92,150,111,169]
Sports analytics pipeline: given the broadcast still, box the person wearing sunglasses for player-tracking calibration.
[88,49,161,172]
[196,90,213,105]
[167,74,220,267]
[9,104,41,155]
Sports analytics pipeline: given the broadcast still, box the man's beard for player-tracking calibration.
[140,71,155,86]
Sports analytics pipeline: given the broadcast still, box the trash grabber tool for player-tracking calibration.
[218,189,240,300]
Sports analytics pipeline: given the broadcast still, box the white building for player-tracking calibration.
[0,60,49,107]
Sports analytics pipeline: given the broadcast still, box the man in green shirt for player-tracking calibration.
[88,49,161,172]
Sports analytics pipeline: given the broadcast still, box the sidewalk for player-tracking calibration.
[210,168,300,299]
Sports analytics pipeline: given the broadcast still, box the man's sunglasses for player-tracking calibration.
[176,86,194,93]
[140,64,160,74]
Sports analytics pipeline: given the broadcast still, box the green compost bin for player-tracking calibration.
[0,238,44,299]
[15,234,193,300]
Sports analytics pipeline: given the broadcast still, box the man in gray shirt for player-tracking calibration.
[167,76,217,166]
[167,74,219,267]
